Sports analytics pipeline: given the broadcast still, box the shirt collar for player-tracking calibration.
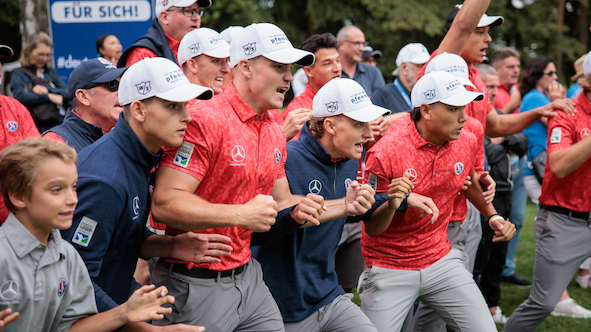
[164,31,180,55]
[2,213,66,260]
[405,116,451,150]
[225,83,273,123]
[110,115,162,168]
[576,92,591,115]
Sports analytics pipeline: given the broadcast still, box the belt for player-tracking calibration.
[540,204,591,222]
[170,262,246,278]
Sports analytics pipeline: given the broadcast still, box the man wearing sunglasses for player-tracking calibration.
[119,0,211,68]
[43,58,126,152]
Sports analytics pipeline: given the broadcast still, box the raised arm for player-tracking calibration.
[437,0,491,56]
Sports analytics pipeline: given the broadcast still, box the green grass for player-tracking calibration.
[498,201,591,331]
[352,201,591,331]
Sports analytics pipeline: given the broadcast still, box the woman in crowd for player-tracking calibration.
[96,34,122,66]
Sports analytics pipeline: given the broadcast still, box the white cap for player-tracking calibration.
[178,28,230,65]
[118,57,213,106]
[220,26,245,44]
[155,0,211,17]
[478,13,504,28]
[583,50,591,76]
[424,52,475,88]
[313,78,390,122]
[229,23,315,68]
[396,43,430,67]
[411,71,483,108]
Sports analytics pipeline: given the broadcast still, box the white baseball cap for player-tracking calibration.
[229,23,315,68]
[424,52,475,88]
[220,26,245,45]
[583,50,591,76]
[118,57,213,106]
[478,13,504,28]
[396,43,431,67]
[178,28,230,65]
[155,0,211,17]
[313,78,390,122]
[411,71,483,108]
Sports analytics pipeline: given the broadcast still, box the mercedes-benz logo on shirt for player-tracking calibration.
[132,196,140,216]
[0,280,19,300]
[404,168,418,182]
[308,179,322,194]
[581,128,590,139]
[232,145,246,162]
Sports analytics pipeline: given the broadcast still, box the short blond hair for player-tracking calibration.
[19,32,54,67]
[0,138,77,212]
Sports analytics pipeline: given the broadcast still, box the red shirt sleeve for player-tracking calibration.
[42,132,67,144]
[126,47,158,67]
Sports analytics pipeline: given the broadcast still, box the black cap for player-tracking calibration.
[0,45,14,57]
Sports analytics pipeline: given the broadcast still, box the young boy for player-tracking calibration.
[0,138,184,332]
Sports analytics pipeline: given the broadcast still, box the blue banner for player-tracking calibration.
[48,0,154,83]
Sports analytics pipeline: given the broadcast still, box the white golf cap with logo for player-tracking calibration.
[313,78,390,122]
[155,0,211,17]
[220,26,245,45]
[229,23,315,68]
[178,27,230,65]
[118,57,213,106]
[411,71,483,108]
[424,52,475,88]
[396,43,431,67]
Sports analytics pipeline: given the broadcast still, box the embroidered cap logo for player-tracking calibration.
[243,43,256,55]
[189,43,200,53]
[326,101,338,113]
[136,81,151,95]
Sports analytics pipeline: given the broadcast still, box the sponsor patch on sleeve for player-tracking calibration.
[72,216,98,247]
[173,141,195,168]
[550,128,561,144]
[368,173,377,190]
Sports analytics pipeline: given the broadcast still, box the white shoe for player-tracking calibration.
[551,299,591,318]
[491,306,509,324]
[576,275,590,289]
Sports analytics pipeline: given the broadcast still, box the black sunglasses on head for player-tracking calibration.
[83,79,119,91]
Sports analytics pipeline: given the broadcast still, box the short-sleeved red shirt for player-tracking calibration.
[494,84,511,110]
[362,114,478,270]
[160,84,287,270]
[0,95,40,223]
[125,32,180,67]
[539,92,591,212]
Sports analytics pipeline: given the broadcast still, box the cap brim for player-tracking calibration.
[409,54,431,65]
[457,77,476,89]
[478,15,504,28]
[371,51,382,59]
[93,67,128,84]
[264,48,315,67]
[343,105,391,123]
[0,45,13,57]
[156,84,213,102]
[197,0,212,8]
[441,91,484,107]
[204,45,231,59]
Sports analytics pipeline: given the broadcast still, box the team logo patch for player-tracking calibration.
[0,280,19,300]
[57,278,67,297]
[454,162,464,175]
[326,101,338,113]
[5,121,17,132]
[136,81,151,95]
[231,145,246,162]
[72,216,98,248]
[345,178,352,190]
[581,128,590,139]
[308,179,322,194]
[368,173,377,190]
[404,168,418,183]
[550,127,561,143]
[189,43,200,53]
[173,141,195,168]
[243,42,256,55]
[424,89,435,100]
[132,196,140,219]
[274,148,281,164]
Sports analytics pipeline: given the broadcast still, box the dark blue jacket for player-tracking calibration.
[11,65,70,106]
[43,109,103,152]
[372,78,412,114]
[252,124,389,322]
[118,18,179,67]
[62,115,156,312]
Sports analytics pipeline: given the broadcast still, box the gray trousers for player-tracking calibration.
[151,258,284,332]
[503,209,591,332]
[359,249,495,332]
[411,202,482,332]
[284,294,377,332]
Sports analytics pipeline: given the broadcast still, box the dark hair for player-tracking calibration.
[444,6,460,33]
[410,107,421,122]
[96,34,116,54]
[300,33,339,56]
[519,56,555,97]
[490,47,520,67]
